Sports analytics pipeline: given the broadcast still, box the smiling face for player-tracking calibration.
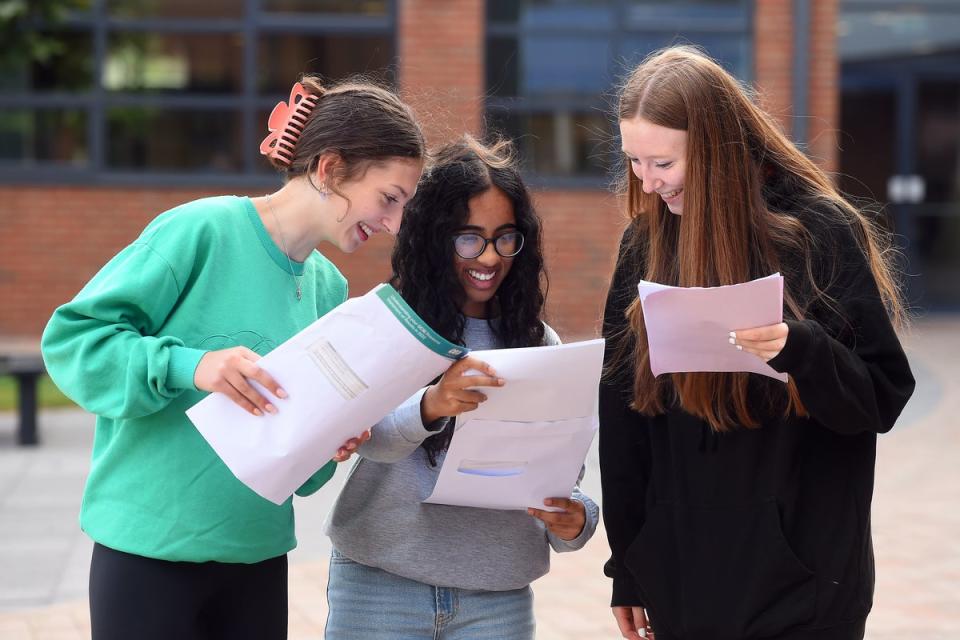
[620,116,688,215]
[327,157,423,253]
[454,186,518,318]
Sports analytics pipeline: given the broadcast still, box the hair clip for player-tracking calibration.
[259,82,320,166]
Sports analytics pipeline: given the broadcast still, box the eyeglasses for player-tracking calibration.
[453,231,525,259]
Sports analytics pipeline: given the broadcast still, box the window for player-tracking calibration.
[0,0,396,184]
[485,0,752,183]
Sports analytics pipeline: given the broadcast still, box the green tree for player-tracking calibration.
[0,0,87,71]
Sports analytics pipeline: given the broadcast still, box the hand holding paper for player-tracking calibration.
[638,273,788,382]
[186,284,468,505]
[729,322,790,362]
[420,356,504,424]
[424,339,604,511]
[528,497,587,540]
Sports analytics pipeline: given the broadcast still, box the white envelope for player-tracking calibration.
[424,339,604,511]
[187,284,466,504]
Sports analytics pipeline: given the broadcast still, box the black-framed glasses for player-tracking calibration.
[453,231,525,259]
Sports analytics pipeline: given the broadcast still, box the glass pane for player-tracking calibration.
[524,35,612,97]
[258,34,394,93]
[487,109,610,177]
[626,0,747,22]
[839,5,960,64]
[838,87,896,204]
[0,31,94,91]
[105,33,244,92]
[488,1,613,27]
[910,207,960,308]
[106,108,242,171]
[916,81,960,204]
[262,0,388,15]
[0,109,89,166]
[106,0,243,18]
[487,36,519,97]
[620,34,749,80]
[487,0,520,23]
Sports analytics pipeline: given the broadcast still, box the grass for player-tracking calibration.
[0,374,76,411]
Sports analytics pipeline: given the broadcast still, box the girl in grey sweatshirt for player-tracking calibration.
[323,136,599,640]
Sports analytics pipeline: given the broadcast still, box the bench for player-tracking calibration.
[0,339,45,446]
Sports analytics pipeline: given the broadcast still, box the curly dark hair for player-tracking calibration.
[389,134,548,464]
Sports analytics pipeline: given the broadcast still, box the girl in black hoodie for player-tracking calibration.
[600,46,915,640]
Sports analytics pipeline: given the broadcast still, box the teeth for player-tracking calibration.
[468,269,494,281]
[661,188,682,199]
[359,222,374,236]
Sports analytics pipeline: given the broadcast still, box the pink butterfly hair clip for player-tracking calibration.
[259,82,320,166]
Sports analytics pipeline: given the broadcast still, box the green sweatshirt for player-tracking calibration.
[41,196,348,563]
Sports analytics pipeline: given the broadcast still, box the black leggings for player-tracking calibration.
[89,542,288,640]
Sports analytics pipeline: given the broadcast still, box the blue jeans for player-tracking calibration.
[325,548,536,640]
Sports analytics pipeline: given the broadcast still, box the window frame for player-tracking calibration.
[484,0,754,187]
[0,0,397,187]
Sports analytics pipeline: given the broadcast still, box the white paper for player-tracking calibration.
[424,339,604,511]
[638,273,788,382]
[187,284,466,504]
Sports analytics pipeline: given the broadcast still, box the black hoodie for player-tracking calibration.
[599,209,916,640]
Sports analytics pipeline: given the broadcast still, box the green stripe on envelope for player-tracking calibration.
[375,285,468,360]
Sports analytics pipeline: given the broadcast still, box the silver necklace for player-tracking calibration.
[264,194,303,301]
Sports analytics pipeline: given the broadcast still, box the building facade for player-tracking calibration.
[6,0,937,341]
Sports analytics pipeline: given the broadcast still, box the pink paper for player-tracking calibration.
[638,273,788,382]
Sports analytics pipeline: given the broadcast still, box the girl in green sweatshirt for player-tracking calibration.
[41,76,425,640]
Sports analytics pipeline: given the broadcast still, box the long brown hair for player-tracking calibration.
[612,46,906,432]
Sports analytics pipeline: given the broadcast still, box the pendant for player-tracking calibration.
[296,286,302,301]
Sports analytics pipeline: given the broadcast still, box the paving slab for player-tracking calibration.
[0,318,957,638]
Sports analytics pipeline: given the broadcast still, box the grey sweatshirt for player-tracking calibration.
[324,317,600,591]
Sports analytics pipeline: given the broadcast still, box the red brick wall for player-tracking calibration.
[0,0,838,341]
[755,0,795,130]
[809,0,839,172]
[398,0,485,144]
[0,187,221,337]
[754,0,839,172]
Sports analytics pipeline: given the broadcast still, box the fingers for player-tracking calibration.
[527,498,586,540]
[632,608,653,639]
[216,380,261,416]
[454,357,500,379]
[454,389,488,405]
[611,607,644,640]
[730,323,789,363]
[333,430,371,462]
[195,348,293,417]
[225,363,276,416]
[730,323,788,342]
[458,374,504,390]
[241,351,288,402]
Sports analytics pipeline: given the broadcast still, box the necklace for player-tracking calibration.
[264,194,303,301]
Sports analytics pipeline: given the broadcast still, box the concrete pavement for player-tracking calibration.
[0,317,957,639]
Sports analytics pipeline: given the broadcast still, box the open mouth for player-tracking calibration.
[660,187,683,201]
[466,268,497,289]
[358,221,375,241]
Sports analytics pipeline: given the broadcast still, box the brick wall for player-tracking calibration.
[0,0,838,341]
[398,0,485,144]
[755,0,795,129]
[754,0,839,171]
[809,0,839,172]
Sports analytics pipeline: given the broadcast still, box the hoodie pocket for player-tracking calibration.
[625,499,816,640]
